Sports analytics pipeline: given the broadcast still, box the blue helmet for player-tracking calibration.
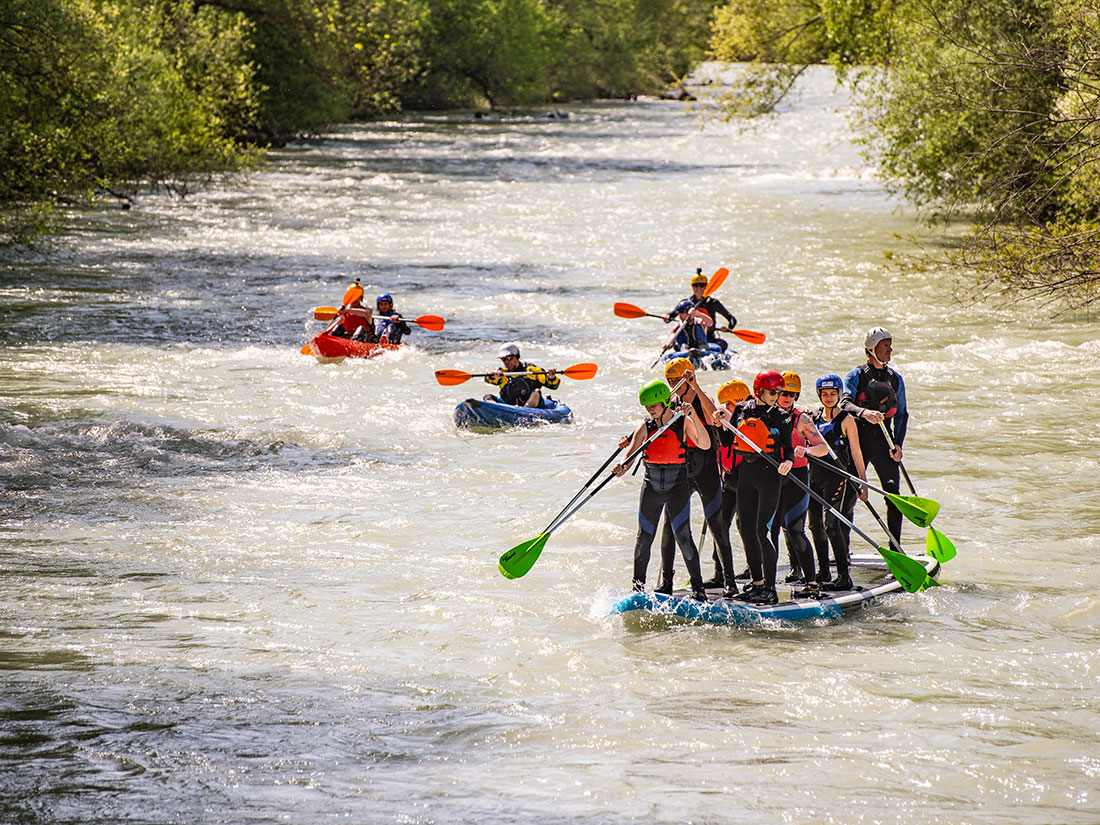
[376,293,393,306]
[816,374,843,394]
[673,299,694,315]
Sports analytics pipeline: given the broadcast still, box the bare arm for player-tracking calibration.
[612,421,648,475]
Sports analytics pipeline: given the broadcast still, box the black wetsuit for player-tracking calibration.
[657,394,736,592]
[808,408,857,583]
[770,408,815,584]
[731,399,794,587]
[631,416,705,596]
[841,362,908,546]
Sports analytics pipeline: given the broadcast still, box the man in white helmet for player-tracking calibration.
[839,327,908,553]
[483,343,560,408]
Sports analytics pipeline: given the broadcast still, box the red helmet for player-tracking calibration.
[753,370,785,396]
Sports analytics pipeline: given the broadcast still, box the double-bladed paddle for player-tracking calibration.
[435,363,598,386]
[311,306,446,331]
[614,302,766,345]
[650,268,729,367]
[717,418,937,592]
[878,422,957,563]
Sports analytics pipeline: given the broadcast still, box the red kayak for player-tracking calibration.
[307,333,401,360]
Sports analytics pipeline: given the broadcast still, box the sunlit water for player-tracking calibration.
[2,69,1098,824]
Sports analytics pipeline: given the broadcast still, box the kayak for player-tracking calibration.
[454,397,573,430]
[659,343,732,371]
[611,553,940,627]
[308,333,401,361]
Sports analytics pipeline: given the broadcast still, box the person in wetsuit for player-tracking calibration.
[840,327,908,548]
[713,370,794,606]
[663,269,737,351]
[654,358,738,599]
[712,378,752,583]
[483,343,561,408]
[797,374,869,592]
[612,379,710,602]
[769,371,825,591]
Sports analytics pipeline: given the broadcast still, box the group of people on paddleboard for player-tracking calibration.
[613,325,907,606]
[325,278,411,344]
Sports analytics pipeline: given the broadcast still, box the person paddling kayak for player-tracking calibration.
[713,370,793,606]
[654,359,738,599]
[612,380,710,602]
[841,327,908,547]
[483,343,561,408]
[663,269,737,351]
[373,293,411,344]
[797,374,869,592]
[327,279,375,340]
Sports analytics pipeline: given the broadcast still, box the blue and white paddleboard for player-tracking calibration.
[453,397,573,430]
[612,554,940,627]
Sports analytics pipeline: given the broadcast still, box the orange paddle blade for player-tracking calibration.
[561,362,598,380]
[312,306,339,321]
[300,343,313,355]
[613,302,647,319]
[435,369,474,386]
[704,268,729,296]
[730,328,766,345]
[414,314,445,331]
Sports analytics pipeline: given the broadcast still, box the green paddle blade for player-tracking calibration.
[926,526,957,563]
[498,532,550,580]
[886,493,940,528]
[919,574,942,590]
[876,545,933,593]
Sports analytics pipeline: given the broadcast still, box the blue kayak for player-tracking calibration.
[611,554,940,627]
[453,397,573,430]
[660,343,732,371]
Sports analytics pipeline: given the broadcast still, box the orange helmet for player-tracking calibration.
[690,270,708,287]
[717,379,750,406]
[780,371,801,394]
[664,357,694,387]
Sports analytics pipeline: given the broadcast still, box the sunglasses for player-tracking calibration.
[779,391,799,399]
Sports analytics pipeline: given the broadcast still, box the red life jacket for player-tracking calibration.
[789,408,809,468]
[643,416,686,465]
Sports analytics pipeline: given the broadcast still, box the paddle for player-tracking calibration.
[801,453,940,528]
[312,307,446,331]
[615,303,768,346]
[499,407,686,580]
[878,422,957,563]
[650,268,729,367]
[716,418,937,592]
[435,363,598,386]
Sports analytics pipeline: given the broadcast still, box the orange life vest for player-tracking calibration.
[734,417,775,453]
[643,416,686,465]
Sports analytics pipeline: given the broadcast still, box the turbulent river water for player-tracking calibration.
[2,70,1099,825]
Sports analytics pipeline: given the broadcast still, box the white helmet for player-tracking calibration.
[498,342,521,359]
[864,327,892,351]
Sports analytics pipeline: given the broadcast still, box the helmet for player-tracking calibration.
[864,326,892,351]
[664,357,694,386]
[690,271,708,287]
[639,379,672,407]
[816,374,843,394]
[376,293,393,307]
[342,278,364,306]
[717,379,751,406]
[673,299,694,316]
[753,370,785,396]
[498,342,520,359]
[780,371,801,393]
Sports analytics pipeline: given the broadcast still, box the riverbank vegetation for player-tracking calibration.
[709,0,1100,313]
[1,0,715,243]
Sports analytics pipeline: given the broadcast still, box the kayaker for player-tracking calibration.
[769,371,825,590]
[712,378,752,585]
[373,293,411,344]
[326,280,374,340]
[655,358,738,599]
[662,269,737,352]
[797,374,869,592]
[661,301,711,353]
[483,343,561,408]
[840,327,908,547]
[712,370,793,606]
[611,379,709,602]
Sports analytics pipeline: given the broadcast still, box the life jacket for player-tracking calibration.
[855,366,899,418]
[643,415,687,465]
[734,417,775,453]
[789,407,809,468]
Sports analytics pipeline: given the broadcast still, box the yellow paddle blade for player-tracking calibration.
[312,306,339,321]
[435,369,474,386]
[613,302,648,319]
[561,362,598,380]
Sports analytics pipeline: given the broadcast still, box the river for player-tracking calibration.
[1,69,1098,824]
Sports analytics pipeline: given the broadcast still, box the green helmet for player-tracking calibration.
[639,379,671,407]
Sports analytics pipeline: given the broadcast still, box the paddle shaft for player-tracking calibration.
[878,422,917,495]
